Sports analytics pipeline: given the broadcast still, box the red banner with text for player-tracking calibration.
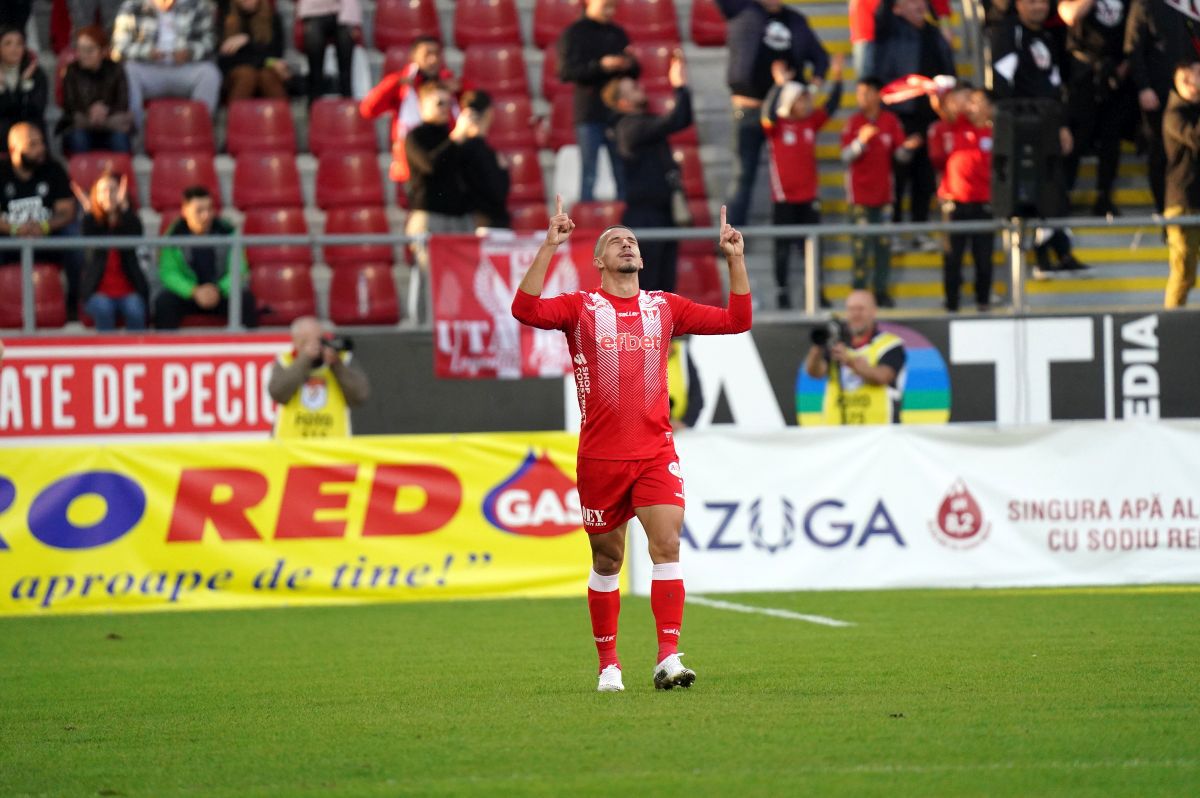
[0,334,290,440]
[429,234,600,379]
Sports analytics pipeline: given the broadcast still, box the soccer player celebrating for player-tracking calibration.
[511,197,752,692]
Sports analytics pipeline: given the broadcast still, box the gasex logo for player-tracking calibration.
[483,450,582,536]
[682,498,905,554]
[929,480,991,549]
[599,333,663,352]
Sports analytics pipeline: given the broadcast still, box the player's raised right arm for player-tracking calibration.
[512,196,578,330]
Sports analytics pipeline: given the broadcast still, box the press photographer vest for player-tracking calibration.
[272,351,352,438]
[823,331,904,425]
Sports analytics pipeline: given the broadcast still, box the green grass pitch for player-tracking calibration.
[2,587,1198,797]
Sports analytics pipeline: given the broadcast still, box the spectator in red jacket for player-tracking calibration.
[360,36,460,184]
[762,54,843,309]
[929,85,995,311]
[842,76,906,307]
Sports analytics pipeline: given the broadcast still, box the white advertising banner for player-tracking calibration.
[628,421,1200,594]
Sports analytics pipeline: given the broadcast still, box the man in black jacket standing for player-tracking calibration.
[603,52,693,292]
[1162,61,1200,308]
[457,90,511,231]
[716,0,829,227]
[404,82,472,272]
[558,0,639,202]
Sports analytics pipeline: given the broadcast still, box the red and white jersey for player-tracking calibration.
[929,117,993,203]
[512,288,752,460]
[764,109,828,204]
[841,110,904,207]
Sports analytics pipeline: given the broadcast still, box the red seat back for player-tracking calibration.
[243,207,312,266]
[547,92,576,150]
[627,42,675,93]
[68,151,139,207]
[0,264,67,329]
[323,206,392,266]
[150,152,220,212]
[540,46,569,100]
[614,0,680,43]
[251,264,317,326]
[453,0,522,47]
[571,200,626,230]
[503,149,545,204]
[226,99,297,155]
[145,99,215,156]
[509,202,548,231]
[329,263,400,325]
[374,0,442,51]
[309,98,377,157]
[486,95,536,151]
[534,0,582,49]
[671,144,706,199]
[315,152,385,209]
[680,198,713,255]
[462,44,529,97]
[675,254,723,307]
[233,152,304,210]
[690,0,727,46]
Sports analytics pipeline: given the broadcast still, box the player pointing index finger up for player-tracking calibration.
[512,201,752,693]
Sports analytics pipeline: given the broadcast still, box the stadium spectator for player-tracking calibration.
[111,0,222,131]
[603,50,694,293]
[154,184,258,329]
[457,91,511,231]
[804,290,907,424]
[762,55,843,309]
[842,76,905,307]
[1059,0,1131,218]
[404,83,473,278]
[557,0,638,202]
[874,0,955,250]
[73,170,148,331]
[360,36,460,184]
[0,27,48,146]
[850,0,881,79]
[1161,61,1200,308]
[991,0,1091,277]
[295,0,361,106]
[58,25,133,155]
[268,316,370,438]
[217,0,288,102]
[0,123,80,319]
[70,0,123,35]
[717,0,830,227]
[1125,0,1195,215]
[929,86,995,312]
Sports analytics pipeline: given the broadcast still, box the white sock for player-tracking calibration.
[651,562,683,581]
[588,569,620,592]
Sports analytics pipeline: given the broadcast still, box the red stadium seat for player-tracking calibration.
[486,95,536,151]
[323,206,392,267]
[68,152,139,207]
[534,0,582,49]
[614,0,680,43]
[150,152,220,212]
[690,0,728,47]
[316,152,385,209]
[309,98,377,157]
[540,46,569,100]
[243,207,312,267]
[503,149,545,205]
[545,92,576,150]
[329,263,400,325]
[680,198,713,255]
[453,0,522,47]
[510,203,548,231]
[627,42,675,93]
[671,145,706,199]
[648,90,698,145]
[374,0,441,51]
[251,264,317,326]
[226,99,296,155]
[462,44,529,97]
[144,99,215,156]
[571,200,626,230]
[675,254,723,307]
[0,264,67,329]
[233,152,304,210]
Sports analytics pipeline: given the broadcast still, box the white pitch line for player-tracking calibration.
[688,595,855,627]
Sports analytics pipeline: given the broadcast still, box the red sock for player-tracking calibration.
[650,562,685,663]
[587,570,620,672]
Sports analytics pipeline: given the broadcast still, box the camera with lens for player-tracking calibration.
[309,335,354,369]
[810,319,849,352]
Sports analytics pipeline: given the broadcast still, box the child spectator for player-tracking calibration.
[842,76,905,307]
[929,86,995,312]
[762,54,844,309]
[58,25,133,154]
[218,0,289,102]
[73,170,148,331]
[0,27,47,146]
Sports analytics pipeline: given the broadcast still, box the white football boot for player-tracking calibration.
[653,653,696,690]
[597,664,625,692]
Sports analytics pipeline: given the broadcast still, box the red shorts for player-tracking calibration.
[576,451,685,535]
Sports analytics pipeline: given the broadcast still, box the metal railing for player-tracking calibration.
[1,213,1189,333]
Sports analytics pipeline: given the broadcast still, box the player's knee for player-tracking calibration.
[648,538,680,563]
[591,547,624,575]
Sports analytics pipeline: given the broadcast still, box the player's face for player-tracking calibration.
[597,228,642,274]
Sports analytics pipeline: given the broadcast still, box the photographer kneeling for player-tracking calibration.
[268,316,370,438]
[804,290,906,425]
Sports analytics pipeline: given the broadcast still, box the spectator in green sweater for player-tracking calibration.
[154,185,258,328]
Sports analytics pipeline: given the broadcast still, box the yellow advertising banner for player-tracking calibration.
[0,433,609,616]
